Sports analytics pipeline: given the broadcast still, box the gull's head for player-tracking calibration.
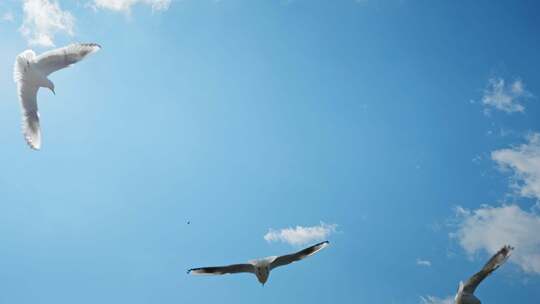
[45,80,55,95]
[249,258,274,285]
[255,265,270,285]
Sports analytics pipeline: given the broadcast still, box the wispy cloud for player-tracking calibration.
[416,259,432,267]
[264,222,337,246]
[492,133,540,201]
[419,295,454,304]
[482,77,531,114]
[20,0,75,47]
[91,0,171,13]
[452,204,540,274]
[2,11,14,22]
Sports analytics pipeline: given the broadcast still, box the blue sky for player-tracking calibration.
[1,1,540,303]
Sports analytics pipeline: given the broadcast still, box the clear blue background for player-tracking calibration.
[0,1,539,303]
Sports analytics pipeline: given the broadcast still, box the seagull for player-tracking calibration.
[454,245,514,304]
[13,43,101,150]
[188,241,329,285]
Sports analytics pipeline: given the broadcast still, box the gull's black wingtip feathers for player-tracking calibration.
[187,267,203,275]
[315,240,330,247]
[500,245,514,260]
[80,42,102,49]
[503,244,515,252]
[302,240,330,257]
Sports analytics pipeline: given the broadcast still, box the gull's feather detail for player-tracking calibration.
[187,264,255,275]
[270,241,330,270]
[34,43,101,76]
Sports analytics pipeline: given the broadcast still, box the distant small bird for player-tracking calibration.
[454,245,514,304]
[13,43,101,150]
[187,241,329,285]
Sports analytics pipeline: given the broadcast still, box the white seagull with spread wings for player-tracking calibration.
[13,43,101,150]
[454,245,514,304]
[188,241,329,285]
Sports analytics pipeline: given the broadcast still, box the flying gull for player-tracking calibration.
[13,43,101,150]
[454,245,514,304]
[188,241,329,285]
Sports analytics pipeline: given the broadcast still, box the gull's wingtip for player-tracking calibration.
[90,43,102,51]
[318,240,330,248]
[22,122,41,151]
[187,268,205,275]
[308,241,330,253]
[80,42,101,49]
[24,135,41,150]
[78,43,102,54]
[502,245,514,259]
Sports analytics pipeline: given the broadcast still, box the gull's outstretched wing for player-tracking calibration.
[270,241,329,270]
[14,50,41,150]
[188,264,255,275]
[34,43,101,76]
[18,84,41,150]
[463,245,514,294]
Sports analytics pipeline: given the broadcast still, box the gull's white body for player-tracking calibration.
[13,43,101,150]
[248,256,277,284]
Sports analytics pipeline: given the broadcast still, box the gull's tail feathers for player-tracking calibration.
[22,111,41,150]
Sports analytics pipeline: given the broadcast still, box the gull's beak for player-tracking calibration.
[51,88,55,95]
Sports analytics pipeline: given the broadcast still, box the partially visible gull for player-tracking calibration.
[188,241,329,285]
[454,245,514,304]
[13,43,101,150]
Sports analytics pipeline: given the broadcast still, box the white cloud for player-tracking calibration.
[416,259,432,267]
[419,295,454,304]
[91,0,171,13]
[2,12,14,22]
[492,133,540,201]
[20,0,75,47]
[482,77,531,114]
[264,222,337,246]
[452,204,540,274]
